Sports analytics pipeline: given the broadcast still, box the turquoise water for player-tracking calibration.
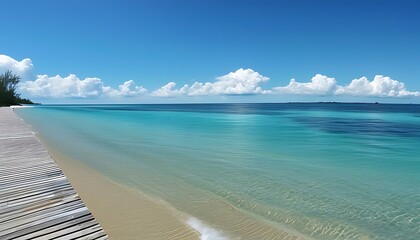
[16,104,420,239]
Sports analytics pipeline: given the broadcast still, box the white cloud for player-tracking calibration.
[2,54,419,100]
[105,80,148,97]
[0,54,146,98]
[151,82,187,97]
[213,68,269,94]
[0,54,34,81]
[19,74,147,98]
[272,74,337,95]
[271,74,420,98]
[152,68,269,97]
[335,75,420,97]
[19,74,106,98]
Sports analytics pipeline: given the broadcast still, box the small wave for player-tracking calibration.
[186,217,229,240]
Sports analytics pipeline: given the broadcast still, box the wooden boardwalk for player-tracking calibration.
[0,108,108,240]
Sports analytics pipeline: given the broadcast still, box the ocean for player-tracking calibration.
[15,103,420,240]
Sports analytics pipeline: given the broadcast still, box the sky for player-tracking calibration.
[1,0,420,104]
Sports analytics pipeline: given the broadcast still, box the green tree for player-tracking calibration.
[0,70,33,106]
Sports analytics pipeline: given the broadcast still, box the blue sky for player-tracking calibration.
[1,0,420,103]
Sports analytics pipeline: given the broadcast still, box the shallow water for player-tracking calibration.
[16,103,420,239]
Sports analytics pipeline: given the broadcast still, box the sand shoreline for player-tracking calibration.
[41,143,200,240]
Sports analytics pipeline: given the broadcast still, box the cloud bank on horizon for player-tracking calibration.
[0,55,147,98]
[1,54,419,100]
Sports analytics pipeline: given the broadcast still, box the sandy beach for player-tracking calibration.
[43,145,200,240]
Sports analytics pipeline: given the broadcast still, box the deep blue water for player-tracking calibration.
[16,103,420,240]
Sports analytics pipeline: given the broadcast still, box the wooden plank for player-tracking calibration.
[0,194,80,218]
[52,224,103,240]
[12,214,95,240]
[0,197,80,223]
[0,185,74,205]
[0,108,108,239]
[0,175,67,194]
[0,207,91,239]
[0,178,70,200]
[0,202,87,233]
[1,188,76,209]
[31,219,99,239]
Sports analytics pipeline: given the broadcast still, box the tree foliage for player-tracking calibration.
[0,70,34,106]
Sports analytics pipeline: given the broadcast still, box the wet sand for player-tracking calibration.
[45,147,199,240]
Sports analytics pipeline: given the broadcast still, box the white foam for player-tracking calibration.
[186,217,229,240]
